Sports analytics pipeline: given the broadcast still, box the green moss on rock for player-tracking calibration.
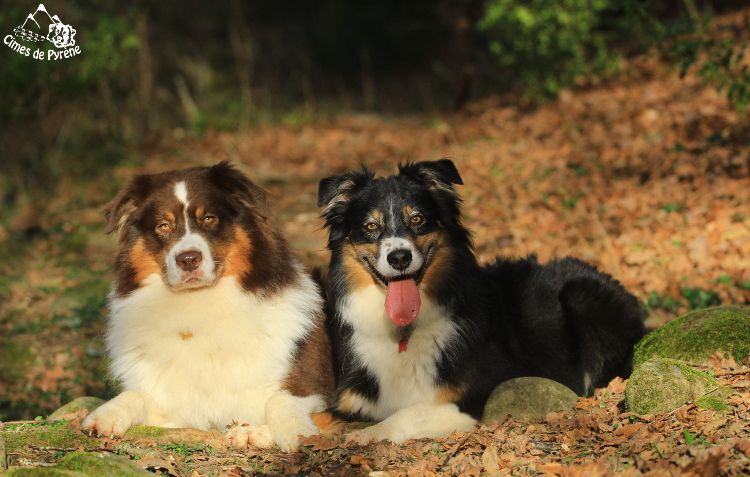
[626,357,729,415]
[47,397,105,421]
[696,395,729,412]
[1,422,97,453]
[56,451,149,476]
[482,376,578,423]
[123,425,167,440]
[634,306,750,368]
[3,469,86,476]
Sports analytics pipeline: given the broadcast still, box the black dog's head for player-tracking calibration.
[318,159,472,298]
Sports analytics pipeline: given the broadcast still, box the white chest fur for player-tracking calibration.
[340,284,459,420]
[107,273,320,430]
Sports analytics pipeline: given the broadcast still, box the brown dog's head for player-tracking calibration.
[106,162,292,297]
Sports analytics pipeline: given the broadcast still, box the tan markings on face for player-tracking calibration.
[434,384,466,404]
[178,331,193,341]
[342,242,379,289]
[221,226,253,277]
[129,237,162,283]
[195,206,205,219]
[415,230,452,298]
[370,209,383,223]
[402,205,414,220]
[164,211,176,223]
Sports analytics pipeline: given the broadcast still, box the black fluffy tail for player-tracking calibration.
[559,275,646,392]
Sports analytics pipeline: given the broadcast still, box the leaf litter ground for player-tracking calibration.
[2,8,750,476]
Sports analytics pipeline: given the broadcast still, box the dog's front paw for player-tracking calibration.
[81,403,133,437]
[225,423,274,449]
[270,416,319,452]
[345,425,390,446]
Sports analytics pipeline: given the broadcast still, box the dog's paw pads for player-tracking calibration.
[80,405,131,437]
[344,429,379,446]
[225,423,274,449]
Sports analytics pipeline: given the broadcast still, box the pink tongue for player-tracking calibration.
[385,279,421,327]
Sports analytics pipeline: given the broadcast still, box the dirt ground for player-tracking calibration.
[1,9,750,476]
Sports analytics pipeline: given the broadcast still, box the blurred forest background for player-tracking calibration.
[1,0,749,422]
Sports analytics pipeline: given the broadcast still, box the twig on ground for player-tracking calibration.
[440,433,472,467]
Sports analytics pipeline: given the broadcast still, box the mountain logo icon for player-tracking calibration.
[13,3,76,48]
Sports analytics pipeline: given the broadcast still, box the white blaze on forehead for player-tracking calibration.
[174,181,189,205]
[375,237,424,279]
[166,179,217,288]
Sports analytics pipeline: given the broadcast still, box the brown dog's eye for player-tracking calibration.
[156,222,172,233]
[410,214,425,226]
[202,215,218,226]
[364,222,379,232]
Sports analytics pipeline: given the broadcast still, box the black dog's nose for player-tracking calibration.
[176,250,202,271]
[387,249,412,271]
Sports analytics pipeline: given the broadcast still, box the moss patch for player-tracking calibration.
[3,469,87,476]
[47,397,105,421]
[55,451,149,476]
[123,425,167,440]
[1,421,97,454]
[634,306,750,368]
[625,357,729,415]
[696,395,729,412]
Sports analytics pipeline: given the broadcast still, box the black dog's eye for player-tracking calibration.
[364,221,380,232]
[410,214,425,227]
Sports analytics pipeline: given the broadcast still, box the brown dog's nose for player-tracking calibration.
[176,250,202,271]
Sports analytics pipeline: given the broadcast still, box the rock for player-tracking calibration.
[2,421,97,454]
[48,397,106,421]
[481,377,578,423]
[3,451,151,476]
[625,357,729,415]
[57,451,150,476]
[633,306,750,368]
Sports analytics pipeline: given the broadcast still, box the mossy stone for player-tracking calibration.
[634,306,750,368]
[47,397,105,421]
[55,451,149,476]
[123,425,168,440]
[1,422,97,454]
[625,357,729,415]
[3,469,87,476]
[482,377,578,423]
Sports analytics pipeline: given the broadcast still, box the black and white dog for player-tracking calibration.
[317,159,645,444]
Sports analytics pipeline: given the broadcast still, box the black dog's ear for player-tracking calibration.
[318,168,374,246]
[104,174,153,235]
[209,161,268,216]
[317,168,374,210]
[398,159,463,192]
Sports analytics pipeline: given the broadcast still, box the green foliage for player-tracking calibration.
[681,287,721,310]
[0,2,139,124]
[477,0,615,100]
[673,36,750,112]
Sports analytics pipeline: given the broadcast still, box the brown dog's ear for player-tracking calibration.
[209,161,268,217]
[398,159,463,193]
[104,175,153,234]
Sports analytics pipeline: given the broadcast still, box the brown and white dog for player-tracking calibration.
[81,162,334,451]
